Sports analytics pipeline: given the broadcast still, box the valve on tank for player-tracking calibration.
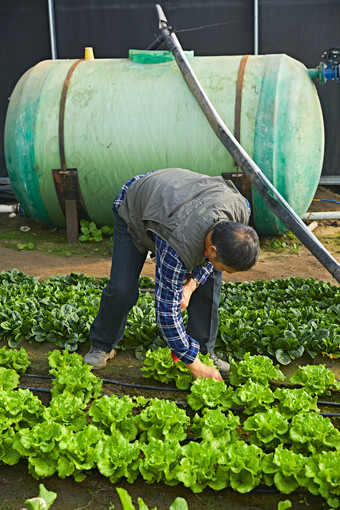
[318,47,340,83]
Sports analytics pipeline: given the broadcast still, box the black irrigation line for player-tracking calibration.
[15,383,340,416]
[22,373,340,404]
[22,373,183,392]
[17,385,51,393]
[101,377,183,392]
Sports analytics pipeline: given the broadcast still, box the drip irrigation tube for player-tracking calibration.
[15,382,340,416]
[101,377,182,391]
[22,373,182,392]
[17,385,51,393]
[22,374,340,404]
[318,400,340,407]
[23,374,52,380]
[153,4,340,284]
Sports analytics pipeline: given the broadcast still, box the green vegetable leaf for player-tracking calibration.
[24,483,57,510]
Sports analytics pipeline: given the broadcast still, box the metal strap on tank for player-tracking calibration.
[234,54,249,144]
[234,54,253,217]
[59,59,83,169]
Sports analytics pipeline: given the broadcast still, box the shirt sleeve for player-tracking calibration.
[154,234,199,364]
[191,263,213,286]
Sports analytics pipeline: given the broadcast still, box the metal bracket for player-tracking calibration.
[52,168,90,244]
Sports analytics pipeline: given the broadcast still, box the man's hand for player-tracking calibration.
[187,357,222,381]
[181,278,198,311]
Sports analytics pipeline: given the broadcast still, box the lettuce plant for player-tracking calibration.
[232,380,275,414]
[122,291,166,359]
[177,440,261,493]
[289,364,340,396]
[24,483,57,510]
[192,408,240,446]
[48,348,84,370]
[57,425,104,481]
[115,487,188,510]
[243,409,289,449]
[135,398,189,443]
[95,430,141,484]
[0,301,38,348]
[43,395,87,432]
[186,377,234,411]
[219,441,264,494]
[305,451,340,509]
[89,394,138,441]
[142,346,215,389]
[176,440,222,493]
[229,353,285,386]
[48,349,102,403]
[262,444,308,494]
[0,388,44,431]
[273,387,319,418]
[0,345,30,372]
[0,426,21,466]
[13,421,69,479]
[139,439,182,485]
[0,367,19,390]
[289,412,340,454]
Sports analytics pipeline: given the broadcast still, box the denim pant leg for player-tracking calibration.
[89,212,147,352]
[186,268,222,355]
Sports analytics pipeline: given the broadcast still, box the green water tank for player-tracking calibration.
[4,50,324,235]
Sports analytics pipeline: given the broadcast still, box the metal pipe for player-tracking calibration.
[47,0,57,59]
[0,205,15,213]
[254,0,259,55]
[303,211,340,220]
[319,175,340,185]
[154,4,340,284]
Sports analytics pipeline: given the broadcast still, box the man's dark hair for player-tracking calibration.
[210,221,260,271]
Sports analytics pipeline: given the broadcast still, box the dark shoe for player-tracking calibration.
[209,352,230,378]
[83,347,117,369]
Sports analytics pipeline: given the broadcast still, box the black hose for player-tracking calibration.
[318,400,340,407]
[21,374,340,402]
[15,384,340,416]
[17,385,51,393]
[153,4,340,284]
[22,374,52,380]
[22,373,183,392]
[101,377,183,392]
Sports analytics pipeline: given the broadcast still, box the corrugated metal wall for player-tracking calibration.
[1,0,339,180]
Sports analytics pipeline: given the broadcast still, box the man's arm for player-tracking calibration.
[154,235,222,381]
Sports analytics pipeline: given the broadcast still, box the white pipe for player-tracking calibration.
[47,0,57,59]
[303,211,340,220]
[254,0,259,55]
[0,205,15,213]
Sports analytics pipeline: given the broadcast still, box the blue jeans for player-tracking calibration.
[89,212,222,354]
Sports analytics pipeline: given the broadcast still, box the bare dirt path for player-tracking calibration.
[0,233,339,285]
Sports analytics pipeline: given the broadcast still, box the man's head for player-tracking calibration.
[205,221,260,272]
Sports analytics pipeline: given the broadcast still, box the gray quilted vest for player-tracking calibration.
[117,168,249,271]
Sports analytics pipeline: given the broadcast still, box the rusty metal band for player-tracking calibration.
[58,59,83,169]
[234,54,253,216]
[234,54,250,144]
